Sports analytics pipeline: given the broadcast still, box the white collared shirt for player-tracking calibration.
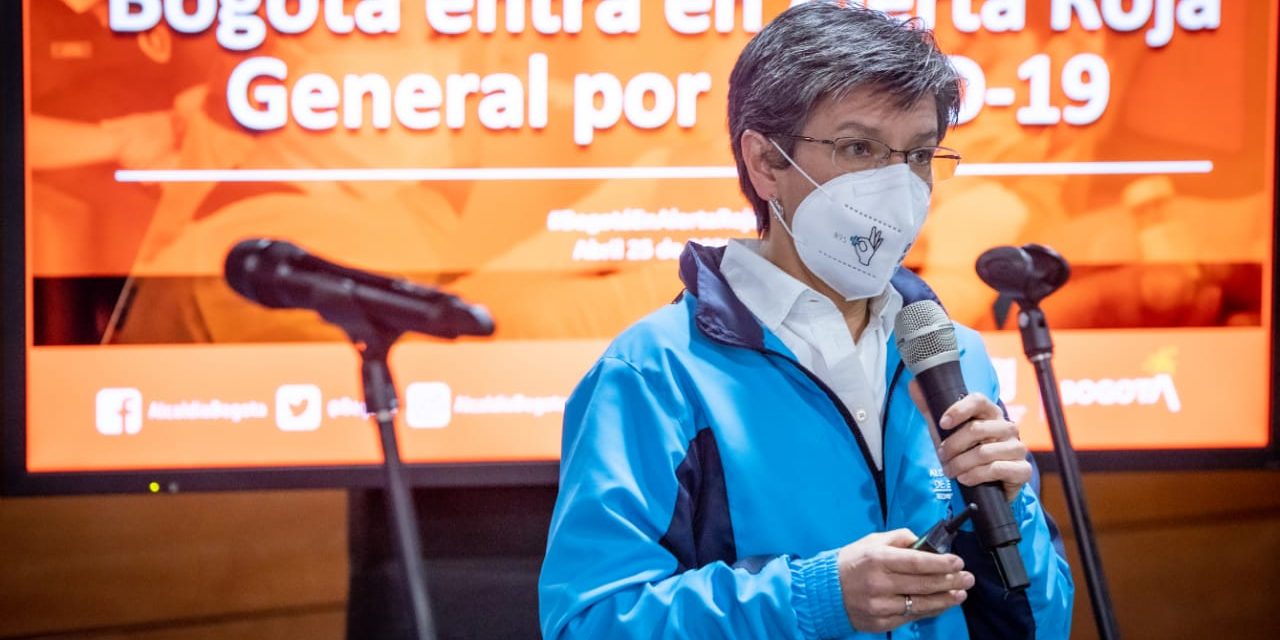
[720,239,903,469]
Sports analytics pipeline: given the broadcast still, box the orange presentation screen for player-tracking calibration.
[4,0,1278,493]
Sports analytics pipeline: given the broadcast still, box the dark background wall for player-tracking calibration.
[1,470,1278,639]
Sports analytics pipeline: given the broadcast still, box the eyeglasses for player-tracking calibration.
[769,133,962,181]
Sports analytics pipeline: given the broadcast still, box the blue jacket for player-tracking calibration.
[540,242,1074,639]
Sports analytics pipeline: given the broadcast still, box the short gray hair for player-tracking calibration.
[728,1,962,234]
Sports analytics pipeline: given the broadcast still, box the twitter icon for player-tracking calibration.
[275,384,323,432]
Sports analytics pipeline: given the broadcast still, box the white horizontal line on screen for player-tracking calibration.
[115,161,1213,183]
[115,166,738,182]
[955,161,1214,176]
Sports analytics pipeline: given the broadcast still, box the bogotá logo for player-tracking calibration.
[1058,346,1182,413]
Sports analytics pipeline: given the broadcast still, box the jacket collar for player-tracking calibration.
[678,241,942,350]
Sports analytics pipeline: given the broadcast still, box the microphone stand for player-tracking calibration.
[357,333,436,640]
[222,239,498,640]
[981,242,1121,640]
[319,291,437,640]
[1015,302,1120,640]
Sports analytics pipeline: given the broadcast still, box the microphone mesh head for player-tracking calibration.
[224,238,272,303]
[223,238,304,308]
[894,300,959,373]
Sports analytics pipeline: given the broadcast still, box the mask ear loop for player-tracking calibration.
[768,138,827,195]
[766,138,823,241]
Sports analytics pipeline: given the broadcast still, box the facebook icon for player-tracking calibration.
[95,388,143,436]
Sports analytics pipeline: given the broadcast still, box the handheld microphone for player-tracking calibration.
[224,238,494,339]
[895,300,1029,591]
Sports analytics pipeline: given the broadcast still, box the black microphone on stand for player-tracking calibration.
[223,238,495,640]
[976,243,1121,640]
[975,244,1070,321]
[895,300,1030,592]
[225,238,494,339]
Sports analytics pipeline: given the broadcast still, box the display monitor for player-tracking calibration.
[4,0,1278,495]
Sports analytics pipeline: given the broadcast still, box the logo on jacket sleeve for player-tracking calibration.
[929,467,953,502]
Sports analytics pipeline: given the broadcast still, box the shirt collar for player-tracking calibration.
[721,239,902,339]
[866,282,903,340]
[720,239,810,334]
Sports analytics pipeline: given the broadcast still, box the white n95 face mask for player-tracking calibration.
[769,143,931,301]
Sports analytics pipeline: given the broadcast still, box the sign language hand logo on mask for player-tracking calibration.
[851,226,884,266]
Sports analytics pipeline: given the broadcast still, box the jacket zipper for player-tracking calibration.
[763,349,889,522]
[769,352,913,640]
[882,360,908,470]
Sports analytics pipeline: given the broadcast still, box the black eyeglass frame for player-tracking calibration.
[767,132,963,179]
